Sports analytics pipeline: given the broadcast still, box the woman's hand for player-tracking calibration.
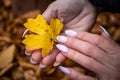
[25,0,98,68]
[43,0,97,31]
[56,26,120,80]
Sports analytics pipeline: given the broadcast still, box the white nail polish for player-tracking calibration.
[65,30,77,37]
[53,62,60,67]
[22,29,29,38]
[30,58,38,64]
[59,66,71,74]
[25,50,31,56]
[56,44,69,53]
[39,63,46,68]
[56,36,67,43]
[99,25,110,37]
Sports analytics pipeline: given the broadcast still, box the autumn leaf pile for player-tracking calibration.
[0,0,120,80]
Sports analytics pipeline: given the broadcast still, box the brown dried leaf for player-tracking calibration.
[3,0,12,7]
[46,68,56,75]
[20,10,40,19]
[12,67,24,80]
[0,45,15,69]
[0,36,11,42]
[12,0,36,15]
[24,70,37,80]
[14,10,40,23]
[18,60,39,70]
[113,27,120,41]
[0,63,14,76]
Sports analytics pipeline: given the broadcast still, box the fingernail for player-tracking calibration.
[39,63,46,68]
[56,44,69,53]
[65,30,77,37]
[22,29,29,38]
[59,66,71,74]
[53,62,60,67]
[25,50,31,56]
[30,58,38,64]
[99,25,110,37]
[56,36,67,43]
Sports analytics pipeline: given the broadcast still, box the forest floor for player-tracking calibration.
[0,0,120,80]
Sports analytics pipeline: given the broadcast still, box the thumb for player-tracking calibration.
[42,3,58,22]
[59,66,96,80]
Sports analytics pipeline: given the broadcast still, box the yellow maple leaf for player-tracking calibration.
[22,14,63,57]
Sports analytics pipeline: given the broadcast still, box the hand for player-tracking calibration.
[56,26,120,80]
[25,0,98,68]
[43,0,97,31]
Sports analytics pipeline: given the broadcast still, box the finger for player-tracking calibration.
[99,25,110,38]
[59,66,95,80]
[65,30,118,53]
[56,44,104,72]
[25,46,33,56]
[30,50,42,64]
[56,35,108,64]
[39,47,59,68]
[101,32,110,39]
[53,53,66,67]
[65,10,97,31]
[42,2,58,22]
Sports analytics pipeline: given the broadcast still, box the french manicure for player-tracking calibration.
[53,62,60,67]
[65,30,77,37]
[39,63,46,68]
[99,25,110,37]
[59,66,71,74]
[56,44,69,53]
[56,36,67,43]
[30,58,38,64]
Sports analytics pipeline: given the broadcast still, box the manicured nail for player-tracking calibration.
[25,50,31,56]
[65,30,77,37]
[56,44,69,53]
[56,36,67,43]
[30,58,38,64]
[99,25,110,37]
[39,63,46,68]
[59,66,71,74]
[53,62,60,67]
[22,29,29,38]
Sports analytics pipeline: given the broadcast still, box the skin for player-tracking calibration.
[56,30,120,80]
[24,0,120,79]
[25,0,97,66]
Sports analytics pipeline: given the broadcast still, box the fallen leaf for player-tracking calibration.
[0,63,14,76]
[23,14,63,57]
[24,70,37,80]
[0,45,15,69]
[12,67,24,80]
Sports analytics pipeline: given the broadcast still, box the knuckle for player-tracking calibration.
[112,58,120,70]
[94,36,104,46]
[51,7,57,12]
[84,58,95,69]
[84,44,94,53]
[72,50,80,59]
[67,37,75,46]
